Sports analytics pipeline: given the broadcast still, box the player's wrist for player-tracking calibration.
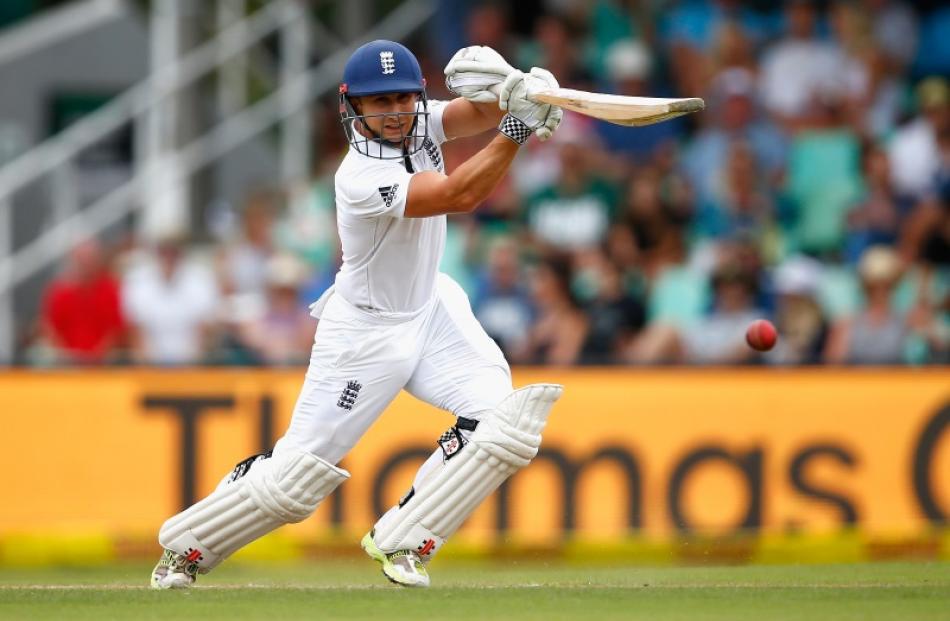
[497,113,532,145]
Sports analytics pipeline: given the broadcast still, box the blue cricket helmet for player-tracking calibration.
[341,39,426,97]
[339,39,430,160]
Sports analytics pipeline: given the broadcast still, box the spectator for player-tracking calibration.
[217,189,280,300]
[631,252,764,365]
[711,18,758,76]
[824,245,909,364]
[575,249,646,364]
[844,144,901,263]
[595,39,684,163]
[683,68,787,209]
[464,2,518,63]
[839,0,908,137]
[39,239,125,364]
[122,235,220,365]
[888,77,950,203]
[471,236,534,357]
[523,127,619,257]
[518,13,591,90]
[783,95,863,257]
[509,256,588,366]
[236,254,315,366]
[661,0,779,100]
[862,0,917,71]
[696,139,780,261]
[827,0,875,124]
[759,0,846,129]
[765,255,829,365]
[614,166,690,279]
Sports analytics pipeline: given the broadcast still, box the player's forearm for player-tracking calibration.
[469,101,508,128]
[442,97,509,139]
[444,133,519,212]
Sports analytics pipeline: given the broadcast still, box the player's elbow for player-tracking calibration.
[451,191,481,213]
[440,182,480,214]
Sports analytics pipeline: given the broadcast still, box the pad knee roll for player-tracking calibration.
[159,450,348,571]
[372,383,562,559]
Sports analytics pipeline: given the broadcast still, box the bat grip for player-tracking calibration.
[486,82,543,104]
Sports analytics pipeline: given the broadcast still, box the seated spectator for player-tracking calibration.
[122,234,220,365]
[844,144,901,263]
[217,189,280,300]
[594,39,684,164]
[236,254,315,366]
[682,68,787,209]
[615,166,690,278]
[660,0,779,100]
[759,0,848,130]
[696,140,780,261]
[39,239,125,364]
[523,128,619,256]
[824,245,909,364]
[888,77,949,203]
[784,98,863,256]
[517,13,592,90]
[765,255,829,365]
[863,0,917,72]
[509,256,589,366]
[631,254,764,365]
[471,236,534,357]
[896,181,949,363]
[574,249,646,364]
[661,0,780,55]
[711,18,759,75]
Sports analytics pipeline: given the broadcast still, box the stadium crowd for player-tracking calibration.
[23,0,950,366]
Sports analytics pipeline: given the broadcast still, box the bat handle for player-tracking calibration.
[486,82,545,104]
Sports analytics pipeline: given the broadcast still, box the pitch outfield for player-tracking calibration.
[0,560,947,620]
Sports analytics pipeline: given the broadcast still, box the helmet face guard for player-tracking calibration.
[338,40,430,160]
[339,87,430,160]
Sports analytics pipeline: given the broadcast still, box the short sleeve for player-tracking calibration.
[425,99,450,146]
[336,161,413,219]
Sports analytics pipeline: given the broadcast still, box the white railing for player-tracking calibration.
[0,0,128,66]
[0,0,437,362]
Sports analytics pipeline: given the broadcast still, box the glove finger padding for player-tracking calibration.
[497,69,523,112]
[500,70,546,128]
[535,106,563,141]
[527,67,562,141]
[444,45,515,103]
[499,69,562,136]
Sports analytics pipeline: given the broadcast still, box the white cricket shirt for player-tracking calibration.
[330,100,451,316]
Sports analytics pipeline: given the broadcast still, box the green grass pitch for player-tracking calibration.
[0,560,947,620]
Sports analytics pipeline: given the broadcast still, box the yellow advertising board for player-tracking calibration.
[0,368,947,564]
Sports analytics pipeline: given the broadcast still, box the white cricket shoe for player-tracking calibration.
[150,548,199,589]
[361,530,430,587]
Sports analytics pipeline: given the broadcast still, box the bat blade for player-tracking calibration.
[530,88,705,126]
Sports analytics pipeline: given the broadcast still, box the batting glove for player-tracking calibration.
[444,45,515,103]
[498,68,563,141]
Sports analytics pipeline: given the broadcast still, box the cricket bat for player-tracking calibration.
[482,82,704,127]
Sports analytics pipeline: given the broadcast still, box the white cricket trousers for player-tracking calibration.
[273,273,513,466]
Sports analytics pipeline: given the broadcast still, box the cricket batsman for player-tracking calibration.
[150,40,564,589]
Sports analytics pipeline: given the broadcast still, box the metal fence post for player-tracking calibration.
[280,0,311,187]
[0,200,13,365]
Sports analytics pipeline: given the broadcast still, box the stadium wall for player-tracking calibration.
[1,368,947,566]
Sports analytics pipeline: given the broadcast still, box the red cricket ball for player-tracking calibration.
[746,319,777,352]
